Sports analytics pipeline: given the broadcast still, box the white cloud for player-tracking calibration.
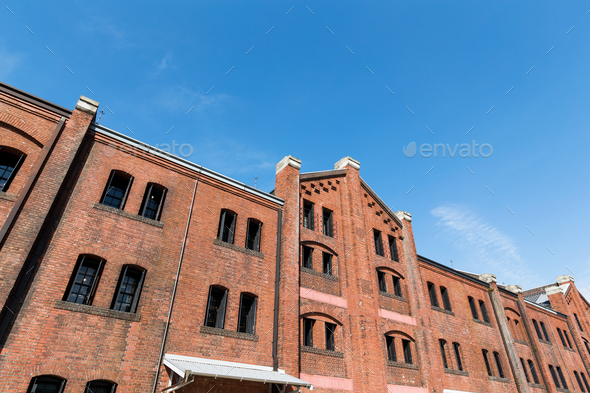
[157,52,172,71]
[0,46,24,79]
[157,85,233,114]
[430,204,539,287]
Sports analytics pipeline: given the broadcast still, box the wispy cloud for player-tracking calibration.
[431,204,539,287]
[0,46,24,80]
[157,52,172,71]
[78,18,135,48]
[157,85,233,114]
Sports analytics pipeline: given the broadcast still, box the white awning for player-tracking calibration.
[164,353,313,390]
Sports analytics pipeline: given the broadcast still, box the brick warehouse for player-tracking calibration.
[0,82,589,393]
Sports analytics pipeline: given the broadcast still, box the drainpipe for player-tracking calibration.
[151,178,198,393]
[272,207,283,371]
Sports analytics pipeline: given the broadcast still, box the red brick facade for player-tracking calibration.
[1,83,590,393]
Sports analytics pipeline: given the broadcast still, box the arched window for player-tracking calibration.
[540,321,550,341]
[479,300,490,323]
[85,380,117,393]
[377,269,403,297]
[26,375,66,393]
[301,314,341,351]
[237,293,257,334]
[385,332,414,365]
[532,319,543,340]
[453,342,463,371]
[139,183,167,220]
[482,349,492,376]
[0,146,26,192]
[205,285,228,329]
[218,209,237,244]
[440,287,451,311]
[110,265,146,313]
[493,351,504,378]
[439,339,448,368]
[100,170,133,209]
[245,218,262,252]
[63,255,105,305]
[468,296,479,320]
[528,359,540,384]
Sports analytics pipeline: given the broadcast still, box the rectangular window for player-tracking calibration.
[528,360,540,384]
[440,287,451,311]
[557,366,568,389]
[387,336,397,362]
[303,200,314,230]
[482,350,492,376]
[245,219,262,252]
[205,286,228,329]
[63,255,104,305]
[322,208,333,237]
[373,229,384,256]
[575,313,584,332]
[453,343,463,371]
[550,365,561,388]
[393,276,402,297]
[575,371,586,393]
[111,266,145,313]
[514,320,522,341]
[533,319,543,340]
[217,210,237,244]
[322,252,333,275]
[302,245,313,269]
[402,339,413,364]
[303,318,314,347]
[439,340,448,368]
[558,328,567,347]
[468,297,479,320]
[564,330,573,349]
[139,184,166,220]
[325,322,336,351]
[494,352,504,378]
[388,235,399,262]
[428,282,439,307]
[101,171,133,209]
[378,271,387,293]
[237,294,257,334]
[540,322,550,341]
[479,300,490,323]
[520,358,530,382]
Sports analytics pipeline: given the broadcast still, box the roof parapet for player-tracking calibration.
[479,273,497,283]
[75,95,99,115]
[556,275,574,285]
[335,156,360,170]
[395,211,412,222]
[545,286,564,296]
[276,155,301,174]
[506,284,523,294]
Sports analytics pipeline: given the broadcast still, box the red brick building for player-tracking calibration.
[0,82,589,393]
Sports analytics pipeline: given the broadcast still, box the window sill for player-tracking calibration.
[473,319,492,327]
[199,325,259,342]
[94,203,164,228]
[0,191,16,201]
[301,266,338,281]
[431,305,455,316]
[514,339,528,346]
[444,368,469,376]
[556,388,570,393]
[488,376,509,383]
[213,238,264,258]
[300,345,344,358]
[387,361,418,370]
[528,383,545,389]
[53,300,140,322]
[379,291,407,302]
[564,346,576,353]
[539,339,552,345]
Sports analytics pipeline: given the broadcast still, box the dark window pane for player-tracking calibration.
[482,350,492,376]
[440,287,451,311]
[564,330,572,349]
[428,283,439,307]
[140,185,166,220]
[378,271,387,292]
[439,340,448,368]
[205,287,228,329]
[494,352,504,378]
[27,376,65,393]
[388,235,399,262]
[581,373,590,393]
[453,343,463,371]
[528,360,540,384]
[246,219,262,251]
[550,366,561,388]
[575,372,586,393]
[85,380,117,393]
[387,336,397,362]
[373,229,384,256]
[303,318,314,347]
[557,367,568,389]
[238,294,257,334]
[558,328,567,347]
[533,320,543,340]
[323,252,333,275]
[325,322,336,351]
[469,297,479,320]
[393,276,402,297]
[479,301,490,323]
[303,200,314,230]
[65,256,102,305]
[322,208,333,237]
[218,210,237,244]
[302,246,313,269]
[102,173,131,209]
[402,339,413,364]
[0,150,24,192]
[575,313,584,332]
[541,322,550,341]
[520,358,529,382]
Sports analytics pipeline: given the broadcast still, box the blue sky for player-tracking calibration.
[2,1,590,291]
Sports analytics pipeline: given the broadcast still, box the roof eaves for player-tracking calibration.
[418,255,491,289]
[0,81,72,118]
[91,123,284,206]
[300,169,347,181]
[524,299,567,318]
[360,177,403,228]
